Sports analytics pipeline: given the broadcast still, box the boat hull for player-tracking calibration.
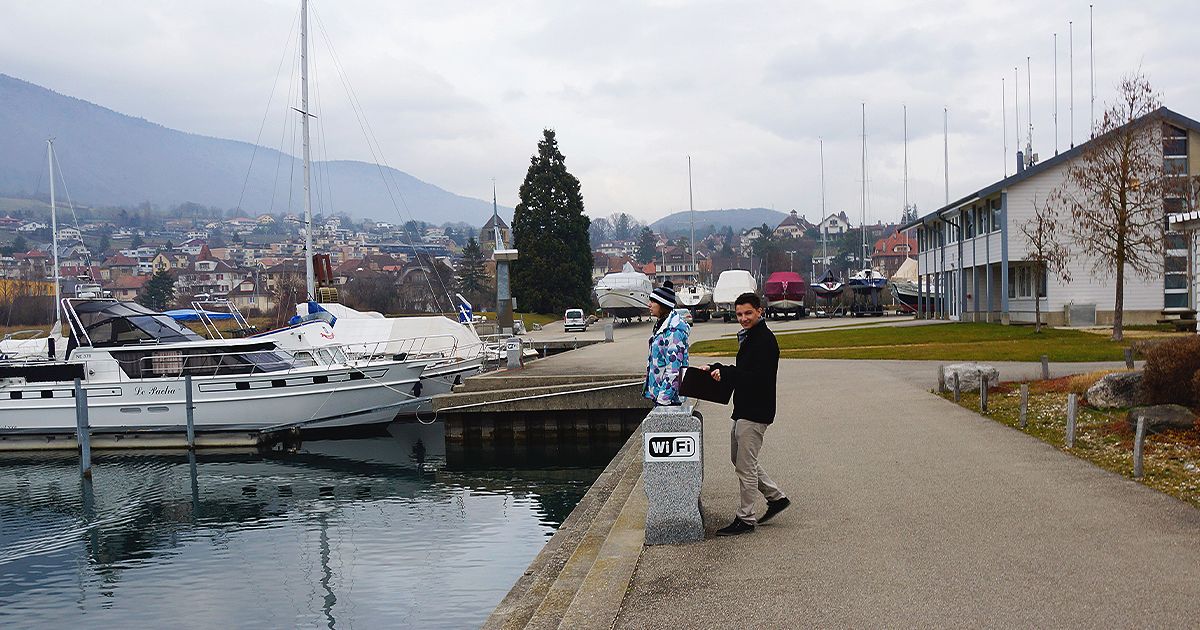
[595,288,650,318]
[0,362,422,435]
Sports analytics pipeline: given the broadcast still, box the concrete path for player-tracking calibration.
[613,358,1200,627]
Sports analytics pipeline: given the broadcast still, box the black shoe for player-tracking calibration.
[759,497,791,524]
[716,518,755,536]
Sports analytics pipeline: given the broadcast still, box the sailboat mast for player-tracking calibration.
[300,0,316,299]
[687,155,695,283]
[819,137,827,273]
[860,104,867,271]
[47,139,61,327]
[903,105,908,218]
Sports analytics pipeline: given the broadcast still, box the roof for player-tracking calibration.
[482,214,510,231]
[873,231,917,255]
[901,106,1200,231]
[101,253,139,267]
[108,275,150,290]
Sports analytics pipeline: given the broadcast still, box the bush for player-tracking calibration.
[1140,335,1200,407]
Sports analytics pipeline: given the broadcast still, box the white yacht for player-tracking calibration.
[594,262,652,319]
[0,299,423,443]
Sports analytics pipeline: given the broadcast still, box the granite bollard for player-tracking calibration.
[642,404,704,545]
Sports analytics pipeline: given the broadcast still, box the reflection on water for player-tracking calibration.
[0,421,628,629]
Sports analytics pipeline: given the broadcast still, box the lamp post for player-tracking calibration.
[786,250,796,273]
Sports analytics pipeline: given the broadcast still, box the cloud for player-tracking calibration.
[1,0,1197,226]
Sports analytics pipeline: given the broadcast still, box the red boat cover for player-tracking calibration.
[764,271,806,301]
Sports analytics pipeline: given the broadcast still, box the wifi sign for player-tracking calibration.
[643,432,701,462]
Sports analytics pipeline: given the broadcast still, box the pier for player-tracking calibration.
[482,316,1200,628]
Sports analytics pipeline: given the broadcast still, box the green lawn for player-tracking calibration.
[476,311,561,328]
[692,322,1138,362]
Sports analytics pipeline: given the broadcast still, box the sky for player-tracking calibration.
[2,0,1197,226]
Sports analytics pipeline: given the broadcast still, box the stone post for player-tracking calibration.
[1019,384,1029,429]
[979,371,989,413]
[936,365,945,394]
[642,405,704,545]
[1133,415,1147,479]
[1066,393,1078,448]
[1124,348,1134,369]
[1041,355,1050,380]
[952,372,961,403]
[605,322,614,343]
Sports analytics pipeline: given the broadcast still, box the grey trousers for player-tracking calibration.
[731,419,785,524]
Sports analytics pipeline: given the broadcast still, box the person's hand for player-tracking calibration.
[710,368,721,382]
[697,364,711,371]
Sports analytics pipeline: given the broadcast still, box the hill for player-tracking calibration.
[0,74,507,225]
[650,207,789,236]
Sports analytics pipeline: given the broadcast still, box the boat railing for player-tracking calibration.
[336,333,488,364]
[127,343,407,379]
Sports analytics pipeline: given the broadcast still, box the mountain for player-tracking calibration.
[650,207,789,236]
[0,74,507,225]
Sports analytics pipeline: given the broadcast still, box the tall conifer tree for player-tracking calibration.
[511,130,592,313]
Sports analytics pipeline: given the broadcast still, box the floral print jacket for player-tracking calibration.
[643,309,690,406]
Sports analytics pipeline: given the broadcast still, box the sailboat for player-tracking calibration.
[274,0,485,407]
[0,140,70,361]
[676,156,712,320]
[848,104,885,317]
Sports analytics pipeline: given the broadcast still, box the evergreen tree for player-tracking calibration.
[635,226,658,265]
[511,129,593,313]
[137,270,177,311]
[456,237,491,307]
[130,233,144,249]
[11,234,28,253]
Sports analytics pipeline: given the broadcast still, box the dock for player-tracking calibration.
[481,316,1200,628]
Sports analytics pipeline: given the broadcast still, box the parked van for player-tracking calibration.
[564,308,588,332]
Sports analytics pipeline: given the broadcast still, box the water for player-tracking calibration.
[0,422,627,628]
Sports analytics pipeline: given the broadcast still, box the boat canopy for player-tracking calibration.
[713,270,757,305]
[68,300,206,347]
[164,308,237,322]
[889,258,918,283]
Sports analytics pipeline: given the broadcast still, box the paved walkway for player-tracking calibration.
[614,357,1200,627]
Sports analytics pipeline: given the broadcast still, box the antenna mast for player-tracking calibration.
[1069,20,1075,147]
[1026,56,1033,160]
[1089,4,1095,137]
[1002,77,1008,177]
[1053,33,1059,155]
[1014,66,1020,166]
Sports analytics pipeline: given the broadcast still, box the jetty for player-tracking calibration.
[476,316,1200,628]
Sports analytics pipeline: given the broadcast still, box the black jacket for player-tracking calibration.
[712,319,779,424]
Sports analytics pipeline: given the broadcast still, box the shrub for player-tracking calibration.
[1140,335,1200,407]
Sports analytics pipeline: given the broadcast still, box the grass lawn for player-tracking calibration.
[476,311,560,328]
[945,375,1200,509]
[692,322,1141,362]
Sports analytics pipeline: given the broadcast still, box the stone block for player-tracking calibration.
[1086,371,1142,409]
[1126,405,1196,434]
[941,363,999,392]
[642,404,704,545]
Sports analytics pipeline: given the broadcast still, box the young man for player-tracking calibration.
[701,292,789,536]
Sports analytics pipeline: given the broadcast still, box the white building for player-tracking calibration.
[820,212,851,236]
[902,107,1199,326]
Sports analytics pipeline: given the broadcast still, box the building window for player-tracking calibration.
[1008,265,1047,299]
[965,209,975,239]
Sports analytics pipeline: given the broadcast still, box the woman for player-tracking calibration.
[643,283,690,406]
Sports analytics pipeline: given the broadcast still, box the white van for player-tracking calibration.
[564,308,588,332]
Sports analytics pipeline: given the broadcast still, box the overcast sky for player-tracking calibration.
[3,1,1197,226]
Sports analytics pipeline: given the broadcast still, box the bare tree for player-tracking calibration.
[1021,199,1072,333]
[1053,72,1166,341]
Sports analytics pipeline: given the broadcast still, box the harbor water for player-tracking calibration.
[0,421,628,628]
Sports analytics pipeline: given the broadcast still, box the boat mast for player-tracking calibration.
[687,155,696,284]
[300,0,316,299]
[860,103,867,272]
[819,137,827,274]
[47,139,61,328]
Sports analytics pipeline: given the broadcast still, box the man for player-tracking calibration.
[701,292,789,536]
